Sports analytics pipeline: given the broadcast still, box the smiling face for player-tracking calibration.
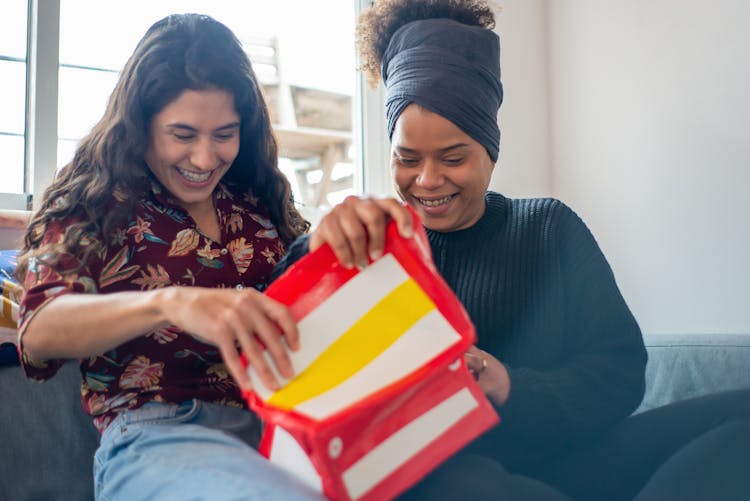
[391,104,496,232]
[144,88,241,215]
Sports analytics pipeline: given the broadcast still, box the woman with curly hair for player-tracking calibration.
[16,13,327,500]
[278,1,750,500]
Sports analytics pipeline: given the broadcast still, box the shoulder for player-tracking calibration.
[495,193,599,251]
[496,193,581,227]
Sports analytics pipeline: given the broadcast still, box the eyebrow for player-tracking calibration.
[394,143,471,155]
[166,121,241,132]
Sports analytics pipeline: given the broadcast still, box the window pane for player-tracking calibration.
[59,1,176,70]
[0,61,26,134]
[0,1,28,199]
[0,135,25,194]
[0,0,28,59]
[57,67,119,140]
[57,138,79,172]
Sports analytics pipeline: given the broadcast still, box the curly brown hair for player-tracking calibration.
[356,0,498,88]
[17,14,309,281]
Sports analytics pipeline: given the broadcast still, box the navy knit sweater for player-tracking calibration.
[274,192,647,467]
[425,192,646,466]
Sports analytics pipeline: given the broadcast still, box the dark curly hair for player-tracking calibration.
[17,13,309,280]
[356,0,497,88]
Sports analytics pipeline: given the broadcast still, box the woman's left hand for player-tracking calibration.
[465,345,511,406]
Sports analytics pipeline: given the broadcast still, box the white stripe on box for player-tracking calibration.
[295,309,461,419]
[341,387,479,500]
[268,426,324,494]
[250,254,410,399]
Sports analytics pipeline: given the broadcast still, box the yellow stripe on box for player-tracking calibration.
[267,278,435,411]
[2,281,12,313]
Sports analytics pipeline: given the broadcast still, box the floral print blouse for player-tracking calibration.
[18,181,286,432]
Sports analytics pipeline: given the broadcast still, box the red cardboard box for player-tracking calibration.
[244,210,499,500]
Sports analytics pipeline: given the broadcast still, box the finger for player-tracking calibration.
[353,198,388,262]
[464,351,484,374]
[241,337,281,392]
[337,198,372,269]
[312,209,357,268]
[217,336,255,392]
[374,198,413,239]
[222,303,283,391]
[464,352,478,373]
[465,345,483,356]
[245,302,295,380]
[256,294,300,351]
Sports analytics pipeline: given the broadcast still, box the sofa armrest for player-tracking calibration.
[636,333,750,414]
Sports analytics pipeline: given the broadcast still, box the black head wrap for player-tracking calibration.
[382,18,503,162]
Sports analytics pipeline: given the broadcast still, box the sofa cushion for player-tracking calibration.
[637,333,750,413]
[0,361,99,500]
[0,250,19,365]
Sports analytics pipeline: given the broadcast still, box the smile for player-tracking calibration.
[176,167,212,183]
[417,195,454,207]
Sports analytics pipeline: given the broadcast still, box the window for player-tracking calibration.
[0,0,29,205]
[2,0,392,224]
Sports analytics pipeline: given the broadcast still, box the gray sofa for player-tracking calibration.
[1,333,749,501]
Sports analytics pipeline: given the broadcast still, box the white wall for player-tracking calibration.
[492,0,552,197]
[371,0,749,334]
[544,1,750,334]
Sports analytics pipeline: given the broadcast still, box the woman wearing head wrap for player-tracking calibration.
[277,1,750,500]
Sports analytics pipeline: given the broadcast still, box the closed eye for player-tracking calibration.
[443,157,465,166]
[214,132,238,141]
[395,156,420,166]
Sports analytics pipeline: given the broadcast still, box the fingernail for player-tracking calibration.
[369,249,382,260]
[356,261,367,271]
[403,226,413,238]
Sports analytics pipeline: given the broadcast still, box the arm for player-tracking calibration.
[20,285,299,392]
[485,204,647,459]
[22,289,167,359]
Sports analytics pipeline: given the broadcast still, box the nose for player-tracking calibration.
[415,159,443,189]
[190,137,219,171]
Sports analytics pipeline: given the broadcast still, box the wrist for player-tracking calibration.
[150,287,180,329]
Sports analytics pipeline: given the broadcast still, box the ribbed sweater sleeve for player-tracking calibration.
[428,193,646,466]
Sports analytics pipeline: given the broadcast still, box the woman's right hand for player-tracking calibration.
[160,286,299,393]
[310,195,414,269]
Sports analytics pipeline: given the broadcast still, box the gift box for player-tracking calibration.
[244,210,499,501]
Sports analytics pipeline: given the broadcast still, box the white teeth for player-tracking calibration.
[420,195,453,207]
[177,168,211,182]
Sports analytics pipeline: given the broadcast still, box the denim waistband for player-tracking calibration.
[101,400,195,443]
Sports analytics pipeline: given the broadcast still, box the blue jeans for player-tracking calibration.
[94,400,326,501]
